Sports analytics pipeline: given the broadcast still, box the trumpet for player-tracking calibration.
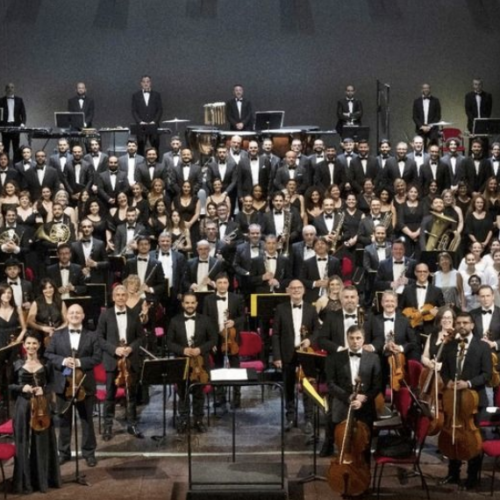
[119,233,140,257]
[223,229,238,243]
[172,233,187,250]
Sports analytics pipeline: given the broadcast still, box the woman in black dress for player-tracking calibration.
[482,176,500,236]
[130,183,150,226]
[397,184,424,258]
[167,209,192,255]
[304,186,323,224]
[172,180,201,244]
[357,178,376,215]
[456,181,472,218]
[10,332,61,494]
[108,191,130,231]
[464,194,493,251]
[148,198,169,241]
[251,184,268,213]
[84,199,110,245]
[26,279,67,349]
[16,191,38,228]
[340,193,364,258]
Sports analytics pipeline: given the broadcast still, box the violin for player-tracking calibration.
[328,378,371,497]
[484,330,500,389]
[64,349,86,402]
[189,355,209,384]
[115,339,132,389]
[220,310,239,356]
[386,330,405,392]
[438,339,482,461]
[402,303,437,328]
[30,371,51,432]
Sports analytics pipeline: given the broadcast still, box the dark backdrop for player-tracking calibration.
[1,0,500,152]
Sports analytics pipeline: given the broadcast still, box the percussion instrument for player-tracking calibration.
[185,126,219,156]
[219,130,257,150]
[204,103,226,126]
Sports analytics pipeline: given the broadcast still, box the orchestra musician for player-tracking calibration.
[336,84,363,135]
[2,257,33,312]
[421,306,455,370]
[0,83,26,163]
[45,304,102,468]
[470,284,500,349]
[97,285,145,441]
[412,83,441,146]
[67,82,95,128]
[166,292,217,434]
[272,279,320,433]
[46,243,87,299]
[465,78,493,134]
[225,84,254,131]
[84,138,108,174]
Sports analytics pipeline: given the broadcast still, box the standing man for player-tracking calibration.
[225,84,254,132]
[0,83,26,162]
[465,78,493,134]
[97,285,145,441]
[45,304,102,467]
[336,84,363,137]
[412,83,441,146]
[131,75,163,155]
[67,82,95,128]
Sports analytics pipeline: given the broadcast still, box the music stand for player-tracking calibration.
[250,293,289,317]
[342,125,370,142]
[55,112,85,131]
[255,111,284,131]
[130,123,158,138]
[141,357,188,446]
[296,352,327,483]
[473,118,500,136]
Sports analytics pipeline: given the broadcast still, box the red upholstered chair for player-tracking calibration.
[0,443,15,499]
[373,414,431,500]
[405,359,423,390]
[239,331,266,401]
[482,439,500,496]
[0,420,13,438]
[441,128,466,154]
[93,363,126,434]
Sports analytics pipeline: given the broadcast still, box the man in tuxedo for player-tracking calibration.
[118,139,145,185]
[273,151,309,194]
[314,145,346,193]
[131,75,163,154]
[0,153,20,193]
[408,135,428,188]
[471,285,500,342]
[2,257,33,312]
[184,240,224,297]
[439,311,491,490]
[84,138,108,174]
[111,207,147,257]
[227,135,248,165]
[47,243,87,299]
[351,139,379,191]
[208,144,238,201]
[232,224,264,294]
[272,279,320,432]
[464,139,492,195]
[203,273,245,409]
[234,194,263,238]
[66,144,95,201]
[375,139,392,190]
[67,82,95,128]
[442,138,466,191]
[308,139,325,168]
[300,237,342,304]
[238,140,271,199]
[336,137,358,194]
[71,219,109,284]
[489,142,500,183]
[0,208,30,262]
[225,84,253,131]
[291,225,317,278]
[203,220,233,265]
[214,204,239,247]
[374,239,416,294]
[166,292,218,433]
[23,150,60,201]
[357,198,393,247]
[412,83,442,146]
[336,84,363,136]
[262,191,302,245]
[95,155,130,207]
[49,138,73,193]
[45,304,102,467]
[420,143,451,195]
[122,236,166,300]
[261,137,281,177]
[14,145,35,188]
[161,135,182,170]
[134,147,166,191]
[382,141,418,190]
[465,78,493,133]
[168,148,201,198]
[97,285,145,441]
[0,83,26,162]
[312,197,341,241]
[325,326,381,461]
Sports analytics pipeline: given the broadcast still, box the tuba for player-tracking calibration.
[35,223,70,244]
[425,211,457,251]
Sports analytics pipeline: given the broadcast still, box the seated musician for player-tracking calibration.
[272,279,320,433]
[202,273,245,410]
[421,306,455,370]
[326,325,381,464]
[2,257,33,313]
[45,304,102,468]
[46,243,87,299]
[439,311,492,490]
[166,292,217,434]
[399,262,444,337]
[97,285,145,441]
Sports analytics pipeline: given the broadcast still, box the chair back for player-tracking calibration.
[93,363,106,385]
[406,359,423,389]
[239,331,262,358]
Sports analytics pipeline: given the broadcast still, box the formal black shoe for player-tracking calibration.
[285,419,294,432]
[85,456,97,467]
[230,398,241,410]
[319,442,334,457]
[127,425,144,439]
[194,421,207,433]
[59,455,71,466]
[177,421,187,434]
[304,420,313,435]
[439,475,460,485]
[102,427,113,442]
[464,478,479,491]
[214,399,227,408]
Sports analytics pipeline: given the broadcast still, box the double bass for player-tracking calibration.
[328,378,371,497]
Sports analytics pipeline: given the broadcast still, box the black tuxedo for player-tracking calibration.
[0,222,31,261]
[234,211,262,238]
[351,155,380,190]
[14,159,35,189]
[161,150,181,170]
[0,96,26,161]
[183,256,224,294]
[317,309,361,354]
[49,152,73,192]
[238,156,271,198]
[273,164,309,194]
[357,215,393,247]
[312,212,342,237]
[232,241,264,291]
[399,283,445,311]
[412,95,441,143]
[131,89,163,153]
[248,254,291,293]
[46,262,87,296]
[0,166,20,193]
[463,156,492,193]
[122,256,166,297]
[441,153,466,187]
[225,98,254,131]
[326,350,381,425]
[336,98,363,134]
[470,306,500,346]
[465,91,493,132]
[420,159,451,195]
[0,277,33,306]
[67,95,95,127]
[150,248,186,298]
[261,209,302,243]
[23,165,60,201]
[363,242,392,272]
[118,153,145,174]
[44,327,101,460]
[113,223,147,256]
[291,241,316,278]
[207,157,238,196]
[65,158,95,195]
[314,160,347,193]
[169,163,201,196]
[374,257,416,292]
[383,157,418,189]
[300,255,342,303]
[84,152,109,174]
[135,162,166,191]
[71,238,109,284]
[96,170,130,204]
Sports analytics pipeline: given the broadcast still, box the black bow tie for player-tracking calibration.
[415,153,422,157]
[349,351,361,358]
[183,164,190,168]
[199,260,209,264]
[161,251,170,257]
[138,257,148,262]
[24,161,30,165]
[129,154,135,159]
[416,285,427,289]
[267,256,277,260]
[317,257,328,261]
[345,314,356,319]
[288,166,296,170]
[92,153,99,157]
[423,96,430,100]
[382,155,389,159]
[236,98,242,102]
[116,311,126,315]
[292,304,302,309]
[459,338,469,345]
[219,222,227,226]
[184,316,195,321]
[173,152,179,156]
[377,245,386,249]
[345,153,352,157]
[69,329,81,334]
[81,239,91,243]
[216,296,226,301]
[36,165,44,170]
[325,214,333,219]
[482,309,493,315]
[127,226,135,230]
[8,281,17,286]
[110,171,117,175]
[384,317,394,322]
[373,216,381,221]
[60,265,70,270]
[394,261,404,265]
[251,245,260,249]
[59,154,67,158]
[0,170,7,174]
[431,162,437,166]
[143,90,150,94]
[274,211,282,215]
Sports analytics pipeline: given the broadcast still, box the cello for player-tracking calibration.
[438,338,482,462]
[328,378,371,498]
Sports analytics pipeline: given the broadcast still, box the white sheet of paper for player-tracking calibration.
[210,368,248,382]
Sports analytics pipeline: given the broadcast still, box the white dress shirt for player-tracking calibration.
[291,302,303,348]
[185,315,196,346]
[115,307,128,343]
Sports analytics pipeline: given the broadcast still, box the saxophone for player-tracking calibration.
[280,209,291,258]
[329,210,345,253]
[382,211,393,230]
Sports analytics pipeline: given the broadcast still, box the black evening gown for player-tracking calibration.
[397,202,424,258]
[10,361,61,494]
[0,309,22,404]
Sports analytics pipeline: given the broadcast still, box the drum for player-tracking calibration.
[263,128,302,158]
[204,103,226,126]
[219,130,257,151]
[185,126,219,156]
